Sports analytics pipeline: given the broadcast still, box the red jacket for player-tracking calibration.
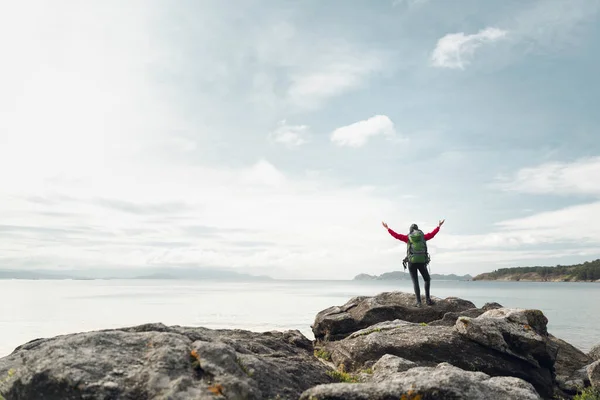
[387,226,440,243]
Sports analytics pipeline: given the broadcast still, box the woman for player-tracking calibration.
[381,219,445,307]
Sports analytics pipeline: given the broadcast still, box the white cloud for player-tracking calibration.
[331,115,397,147]
[269,120,309,148]
[492,156,600,196]
[431,27,508,69]
[240,159,286,186]
[0,156,408,279]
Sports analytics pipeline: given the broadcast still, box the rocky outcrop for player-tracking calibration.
[299,362,542,400]
[0,323,331,400]
[590,343,600,361]
[1,291,595,400]
[320,319,556,398]
[311,292,476,341]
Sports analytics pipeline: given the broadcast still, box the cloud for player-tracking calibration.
[270,120,309,148]
[431,27,508,69]
[286,49,384,109]
[331,115,397,147]
[240,159,286,186]
[0,155,409,279]
[492,156,600,196]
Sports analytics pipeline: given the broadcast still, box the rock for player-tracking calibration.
[0,323,332,400]
[322,323,555,398]
[311,291,476,341]
[429,308,489,327]
[299,362,542,400]
[558,366,590,394]
[549,334,592,382]
[370,354,418,383]
[589,360,600,389]
[454,308,557,370]
[590,343,600,361]
[428,302,503,327]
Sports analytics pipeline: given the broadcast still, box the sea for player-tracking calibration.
[1,279,599,358]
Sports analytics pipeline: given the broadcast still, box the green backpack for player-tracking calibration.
[406,229,430,264]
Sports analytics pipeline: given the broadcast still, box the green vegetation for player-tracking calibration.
[474,259,600,281]
[326,369,359,383]
[574,387,600,400]
[314,348,332,361]
[353,327,382,337]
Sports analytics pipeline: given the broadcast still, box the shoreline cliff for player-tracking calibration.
[473,259,600,282]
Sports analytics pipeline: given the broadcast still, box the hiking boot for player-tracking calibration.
[414,302,422,308]
[426,298,435,306]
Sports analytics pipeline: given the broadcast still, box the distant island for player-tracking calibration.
[472,259,600,282]
[0,267,273,281]
[354,271,472,281]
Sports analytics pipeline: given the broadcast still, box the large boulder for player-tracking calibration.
[590,343,600,361]
[311,291,476,341]
[454,308,558,370]
[0,323,332,400]
[299,362,542,400]
[321,309,558,398]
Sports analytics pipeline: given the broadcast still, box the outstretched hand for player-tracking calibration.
[438,219,445,227]
[382,221,389,230]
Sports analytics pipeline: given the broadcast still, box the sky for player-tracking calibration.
[0,0,599,280]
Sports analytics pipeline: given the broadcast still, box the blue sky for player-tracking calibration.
[0,0,599,279]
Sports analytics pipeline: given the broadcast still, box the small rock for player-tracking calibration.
[589,343,600,361]
[370,354,417,383]
[102,381,119,390]
[588,360,600,389]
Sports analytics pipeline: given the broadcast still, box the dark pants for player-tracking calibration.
[408,262,431,303]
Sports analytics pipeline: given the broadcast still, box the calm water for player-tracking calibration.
[1,279,599,358]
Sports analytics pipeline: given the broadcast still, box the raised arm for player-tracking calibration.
[424,219,445,241]
[382,221,408,243]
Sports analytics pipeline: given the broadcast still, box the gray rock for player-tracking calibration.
[590,343,600,361]
[589,360,600,389]
[0,323,332,400]
[429,307,489,327]
[370,354,417,383]
[549,334,592,383]
[557,366,590,394]
[454,308,557,369]
[322,323,555,398]
[299,362,542,400]
[311,291,476,341]
[429,302,505,327]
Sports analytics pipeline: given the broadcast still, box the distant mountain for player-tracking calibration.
[354,271,472,281]
[0,267,273,281]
